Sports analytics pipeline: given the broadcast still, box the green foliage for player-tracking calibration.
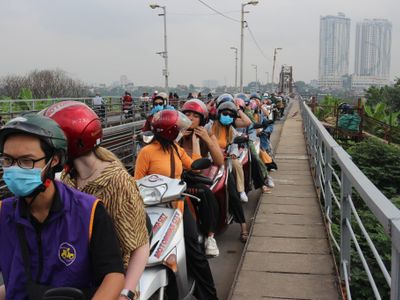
[314,95,341,120]
[18,87,33,99]
[365,78,400,113]
[330,138,400,299]
[364,102,400,127]
[347,138,400,198]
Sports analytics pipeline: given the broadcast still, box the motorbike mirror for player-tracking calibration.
[44,287,85,300]
[233,136,249,144]
[142,131,154,144]
[191,158,212,170]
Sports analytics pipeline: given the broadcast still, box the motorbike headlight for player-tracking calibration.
[139,187,163,205]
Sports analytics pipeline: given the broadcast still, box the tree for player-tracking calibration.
[365,78,400,112]
[0,69,89,99]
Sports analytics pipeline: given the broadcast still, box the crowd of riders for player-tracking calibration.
[0,90,288,300]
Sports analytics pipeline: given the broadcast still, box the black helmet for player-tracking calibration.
[217,101,238,117]
[0,114,67,171]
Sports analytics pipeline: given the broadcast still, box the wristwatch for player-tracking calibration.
[120,289,139,300]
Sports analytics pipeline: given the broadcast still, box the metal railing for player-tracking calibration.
[300,96,400,299]
[0,97,190,125]
[0,97,149,126]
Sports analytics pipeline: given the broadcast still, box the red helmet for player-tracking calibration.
[151,110,191,141]
[181,99,209,126]
[41,101,103,159]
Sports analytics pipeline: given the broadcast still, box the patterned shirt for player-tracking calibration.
[62,161,149,268]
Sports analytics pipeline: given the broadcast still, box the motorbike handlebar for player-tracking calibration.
[182,171,213,186]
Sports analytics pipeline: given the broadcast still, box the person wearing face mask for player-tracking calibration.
[204,101,250,243]
[134,110,218,300]
[180,99,223,257]
[0,114,124,300]
[41,101,149,300]
[141,92,175,132]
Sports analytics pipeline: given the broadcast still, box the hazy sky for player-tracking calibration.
[1,0,398,87]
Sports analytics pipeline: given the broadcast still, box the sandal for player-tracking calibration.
[240,231,249,243]
[262,185,272,194]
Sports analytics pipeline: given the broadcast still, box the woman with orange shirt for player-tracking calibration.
[205,100,251,243]
[134,110,218,300]
[180,99,223,257]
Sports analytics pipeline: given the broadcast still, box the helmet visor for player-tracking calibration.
[176,111,192,132]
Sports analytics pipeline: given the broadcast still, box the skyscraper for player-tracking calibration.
[318,13,351,89]
[354,19,392,80]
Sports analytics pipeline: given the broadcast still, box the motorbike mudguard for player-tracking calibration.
[139,266,168,299]
[146,207,184,265]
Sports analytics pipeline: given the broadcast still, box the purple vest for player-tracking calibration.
[0,181,99,300]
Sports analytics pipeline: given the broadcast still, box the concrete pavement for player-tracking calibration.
[229,99,340,300]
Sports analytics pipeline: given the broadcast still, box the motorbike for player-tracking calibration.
[235,121,271,193]
[200,134,253,233]
[137,159,212,300]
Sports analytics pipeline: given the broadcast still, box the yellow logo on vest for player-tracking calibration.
[58,242,76,266]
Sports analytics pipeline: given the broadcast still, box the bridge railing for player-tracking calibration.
[0,97,190,126]
[300,96,400,299]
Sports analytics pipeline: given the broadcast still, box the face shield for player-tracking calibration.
[175,112,192,142]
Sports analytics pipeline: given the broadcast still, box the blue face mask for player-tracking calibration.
[3,166,43,197]
[151,104,164,115]
[219,114,234,126]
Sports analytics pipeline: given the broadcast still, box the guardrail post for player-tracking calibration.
[324,144,332,219]
[315,136,323,190]
[311,123,317,170]
[391,245,400,300]
[391,220,400,300]
[340,171,352,285]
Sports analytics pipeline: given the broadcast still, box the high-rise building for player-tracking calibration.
[318,13,351,89]
[354,19,391,80]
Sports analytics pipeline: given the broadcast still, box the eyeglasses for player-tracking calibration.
[221,111,235,118]
[0,155,47,169]
[154,102,163,106]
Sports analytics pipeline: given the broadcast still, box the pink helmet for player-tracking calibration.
[250,99,258,110]
[234,98,245,110]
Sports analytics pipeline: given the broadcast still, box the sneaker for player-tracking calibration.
[262,185,272,194]
[205,236,219,257]
[240,192,248,203]
[266,175,275,188]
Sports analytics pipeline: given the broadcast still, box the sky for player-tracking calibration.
[0,0,399,87]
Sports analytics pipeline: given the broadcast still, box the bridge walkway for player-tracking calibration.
[230,99,340,299]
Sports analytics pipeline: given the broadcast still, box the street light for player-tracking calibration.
[150,4,169,100]
[230,47,238,92]
[240,1,259,92]
[252,64,258,92]
[271,47,282,85]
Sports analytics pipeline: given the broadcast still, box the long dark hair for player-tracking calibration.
[154,134,179,154]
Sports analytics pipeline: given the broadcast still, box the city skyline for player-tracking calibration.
[318,13,351,89]
[354,19,392,80]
